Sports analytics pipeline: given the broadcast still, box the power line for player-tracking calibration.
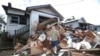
[54,0,84,6]
[36,0,84,6]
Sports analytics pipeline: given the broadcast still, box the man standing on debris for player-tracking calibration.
[47,25,60,54]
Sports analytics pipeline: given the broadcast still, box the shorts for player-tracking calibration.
[51,40,59,47]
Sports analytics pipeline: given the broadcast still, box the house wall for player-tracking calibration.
[95,26,100,32]
[6,7,61,36]
[97,27,100,32]
[6,15,29,35]
[65,21,79,28]
[30,10,60,35]
[64,18,86,28]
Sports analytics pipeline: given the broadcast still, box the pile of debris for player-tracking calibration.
[13,20,100,56]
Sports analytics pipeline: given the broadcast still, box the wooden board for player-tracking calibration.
[60,48,100,52]
[79,48,100,52]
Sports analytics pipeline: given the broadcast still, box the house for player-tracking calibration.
[94,25,100,34]
[2,3,27,36]
[2,3,64,37]
[62,17,95,30]
[0,18,6,32]
[63,17,86,28]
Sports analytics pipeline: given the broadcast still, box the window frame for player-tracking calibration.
[10,16,19,24]
[19,17,27,25]
[10,16,27,25]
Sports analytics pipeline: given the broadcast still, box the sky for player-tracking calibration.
[0,0,100,25]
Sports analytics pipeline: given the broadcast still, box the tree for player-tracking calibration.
[0,14,6,25]
[71,16,75,20]
[65,16,75,22]
[66,18,72,21]
[0,14,5,19]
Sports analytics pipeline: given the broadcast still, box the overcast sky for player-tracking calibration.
[0,0,100,25]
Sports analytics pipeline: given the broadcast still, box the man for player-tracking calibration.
[48,25,60,54]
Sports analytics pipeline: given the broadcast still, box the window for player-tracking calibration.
[39,16,57,23]
[20,17,27,25]
[39,16,49,23]
[79,23,87,30]
[11,16,27,25]
[11,16,18,24]
[94,28,97,31]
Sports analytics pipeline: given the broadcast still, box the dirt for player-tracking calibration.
[0,50,100,56]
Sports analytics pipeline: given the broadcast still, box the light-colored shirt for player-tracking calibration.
[49,30,59,41]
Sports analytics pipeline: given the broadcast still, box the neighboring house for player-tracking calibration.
[0,19,6,32]
[63,17,95,30]
[2,3,64,36]
[94,25,100,33]
[63,17,86,28]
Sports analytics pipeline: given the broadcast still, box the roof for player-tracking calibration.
[64,19,78,24]
[2,4,64,20]
[64,17,86,24]
[26,4,64,20]
[2,5,25,15]
[80,17,86,23]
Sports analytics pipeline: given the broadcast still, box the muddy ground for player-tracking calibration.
[0,50,100,56]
